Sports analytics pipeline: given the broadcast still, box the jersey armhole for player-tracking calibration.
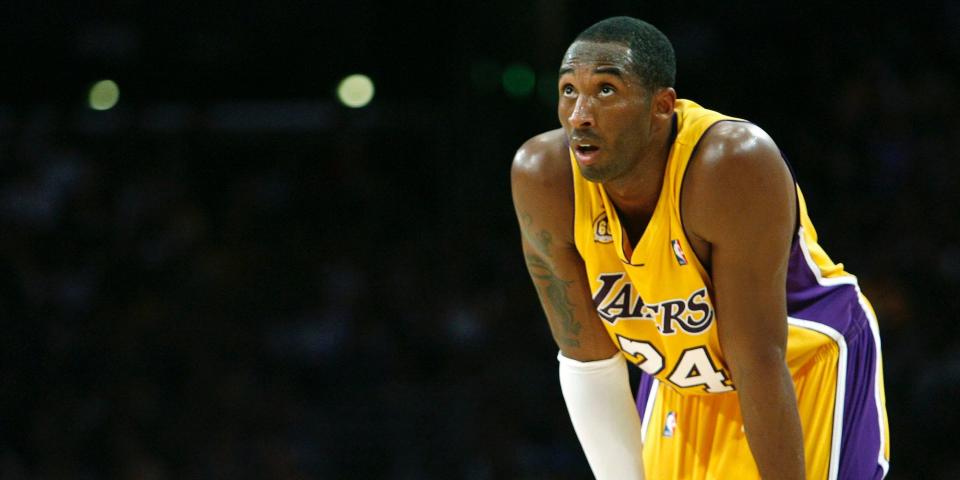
[676,119,752,269]
[677,121,802,252]
[777,150,803,241]
[569,148,578,254]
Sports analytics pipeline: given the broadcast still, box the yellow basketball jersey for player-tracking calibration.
[571,99,890,479]
[573,98,863,392]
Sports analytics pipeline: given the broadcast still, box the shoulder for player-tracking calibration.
[683,121,796,241]
[511,129,571,188]
[511,129,576,243]
[687,121,791,196]
[695,121,783,176]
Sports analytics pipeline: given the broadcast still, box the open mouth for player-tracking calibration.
[576,144,600,154]
[573,143,601,166]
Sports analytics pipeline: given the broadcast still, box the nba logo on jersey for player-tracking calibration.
[663,411,677,437]
[671,239,688,265]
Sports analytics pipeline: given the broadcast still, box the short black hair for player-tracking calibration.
[574,16,676,90]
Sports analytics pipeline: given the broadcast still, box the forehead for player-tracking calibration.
[560,41,635,72]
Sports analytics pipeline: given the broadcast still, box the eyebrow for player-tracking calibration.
[558,65,626,78]
[594,66,626,78]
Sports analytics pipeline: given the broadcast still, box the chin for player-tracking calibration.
[576,163,609,183]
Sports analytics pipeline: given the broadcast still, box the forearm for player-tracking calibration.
[559,352,645,480]
[521,239,619,361]
[737,360,805,480]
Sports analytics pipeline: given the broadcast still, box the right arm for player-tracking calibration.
[510,130,617,362]
[511,130,645,480]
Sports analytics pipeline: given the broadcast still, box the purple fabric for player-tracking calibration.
[786,240,862,337]
[786,237,888,478]
[835,314,887,479]
[632,236,888,477]
[634,371,656,424]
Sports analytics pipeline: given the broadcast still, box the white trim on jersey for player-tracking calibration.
[787,317,847,480]
[640,378,660,444]
[796,226,890,478]
[860,295,891,475]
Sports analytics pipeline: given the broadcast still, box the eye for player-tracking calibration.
[599,84,616,96]
[561,84,576,97]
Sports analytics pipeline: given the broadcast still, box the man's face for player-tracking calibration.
[558,41,652,183]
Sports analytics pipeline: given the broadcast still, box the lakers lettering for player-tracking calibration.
[592,273,714,335]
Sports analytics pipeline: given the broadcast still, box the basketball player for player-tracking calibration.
[511,17,890,479]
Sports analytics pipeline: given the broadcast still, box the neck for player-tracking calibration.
[603,123,674,219]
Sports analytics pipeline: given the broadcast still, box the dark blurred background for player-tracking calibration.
[1,1,958,478]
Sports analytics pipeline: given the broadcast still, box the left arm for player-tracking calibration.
[683,122,804,480]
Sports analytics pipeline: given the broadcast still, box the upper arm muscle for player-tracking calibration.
[683,123,797,373]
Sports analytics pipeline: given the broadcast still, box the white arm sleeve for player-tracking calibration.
[558,351,646,480]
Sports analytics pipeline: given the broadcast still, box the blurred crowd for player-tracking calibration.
[0,108,570,479]
[2,2,960,479]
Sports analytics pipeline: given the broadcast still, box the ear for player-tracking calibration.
[652,87,676,120]
[648,87,676,134]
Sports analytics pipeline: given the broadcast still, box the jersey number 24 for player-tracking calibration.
[617,334,735,393]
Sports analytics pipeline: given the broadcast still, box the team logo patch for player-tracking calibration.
[593,213,613,243]
[663,411,677,437]
[671,239,688,266]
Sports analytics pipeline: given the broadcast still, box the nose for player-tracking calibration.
[568,95,594,128]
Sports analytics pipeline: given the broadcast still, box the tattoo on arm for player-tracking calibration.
[519,210,554,257]
[521,212,533,228]
[536,230,553,256]
[525,253,581,348]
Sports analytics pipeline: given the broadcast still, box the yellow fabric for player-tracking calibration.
[797,188,849,279]
[641,325,838,480]
[569,99,887,478]
[571,99,838,390]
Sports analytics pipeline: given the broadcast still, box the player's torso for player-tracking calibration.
[584,208,732,396]
[572,99,859,398]
[572,99,739,396]
[569,99,889,476]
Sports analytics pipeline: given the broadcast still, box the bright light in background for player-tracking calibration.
[88,79,120,111]
[502,63,535,98]
[337,74,375,108]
